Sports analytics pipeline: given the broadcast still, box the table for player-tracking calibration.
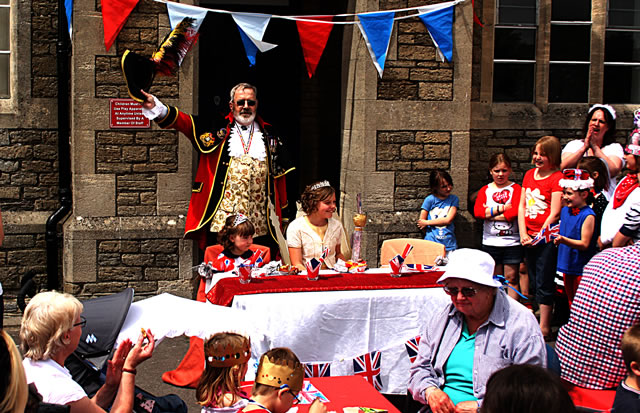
[207,268,444,306]
[230,270,450,394]
[242,376,401,413]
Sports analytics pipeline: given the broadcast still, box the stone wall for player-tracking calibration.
[0,0,59,293]
[61,0,196,299]
[340,0,475,266]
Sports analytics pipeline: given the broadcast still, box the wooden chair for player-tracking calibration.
[379,238,445,266]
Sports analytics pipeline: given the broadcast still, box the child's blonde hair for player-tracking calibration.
[532,136,561,169]
[621,324,640,374]
[196,332,250,407]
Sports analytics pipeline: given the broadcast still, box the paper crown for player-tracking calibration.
[121,17,199,102]
[559,168,594,190]
[204,335,251,368]
[589,103,616,120]
[310,180,331,191]
[233,213,249,227]
[255,354,304,392]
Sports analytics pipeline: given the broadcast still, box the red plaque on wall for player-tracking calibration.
[109,99,151,129]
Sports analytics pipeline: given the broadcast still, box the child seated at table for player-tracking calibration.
[202,214,265,290]
[197,332,251,413]
[286,181,346,271]
[613,325,640,412]
[238,348,326,413]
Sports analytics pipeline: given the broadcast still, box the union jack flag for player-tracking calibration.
[405,336,421,363]
[402,244,414,258]
[531,223,560,246]
[212,254,234,272]
[405,264,433,272]
[303,362,331,378]
[353,351,382,391]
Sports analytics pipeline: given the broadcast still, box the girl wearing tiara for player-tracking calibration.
[286,181,346,271]
[561,104,625,200]
[202,214,267,291]
[197,332,251,413]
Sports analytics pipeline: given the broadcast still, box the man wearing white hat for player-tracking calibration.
[408,249,546,413]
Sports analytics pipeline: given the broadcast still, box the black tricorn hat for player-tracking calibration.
[121,17,198,102]
[121,50,156,102]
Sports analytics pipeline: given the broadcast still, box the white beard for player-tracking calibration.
[235,112,256,126]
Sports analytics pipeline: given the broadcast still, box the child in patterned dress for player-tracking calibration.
[197,332,251,413]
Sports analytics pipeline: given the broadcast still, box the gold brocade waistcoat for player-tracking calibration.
[210,155,268,236]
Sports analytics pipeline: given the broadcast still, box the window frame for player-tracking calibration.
[481,0,612,107]
[0,0,19,114]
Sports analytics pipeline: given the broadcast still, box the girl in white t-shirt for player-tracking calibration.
[286,181,346,271]
[473,153,524,299]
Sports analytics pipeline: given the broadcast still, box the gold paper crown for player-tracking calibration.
[205,336,251,368]
[255,355,304,392]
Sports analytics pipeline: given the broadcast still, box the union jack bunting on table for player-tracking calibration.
[353,351,382,391]
[303,362,331,378]
[405,264,433,272]
[405,336,421,364]
[531,223,560,246]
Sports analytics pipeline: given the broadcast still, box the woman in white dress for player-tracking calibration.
[561,104,625,200]
[286,181,346,271]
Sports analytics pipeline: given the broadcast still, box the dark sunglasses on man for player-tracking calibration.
[236,99,256,107]
[443,286,478,298]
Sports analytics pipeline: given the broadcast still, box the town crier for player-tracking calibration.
[140,83,294,253]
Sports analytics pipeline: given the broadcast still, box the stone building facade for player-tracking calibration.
[0,0,635,298]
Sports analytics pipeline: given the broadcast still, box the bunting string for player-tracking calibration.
[112,0,465,75]
[152,0,465,25]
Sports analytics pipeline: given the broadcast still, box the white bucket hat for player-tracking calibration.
[437,248,501,288]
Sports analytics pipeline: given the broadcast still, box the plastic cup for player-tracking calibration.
[389,258,403,278]
[306,267,320,281]
[238,265,253,284]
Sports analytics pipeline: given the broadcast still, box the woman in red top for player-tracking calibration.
[518,136,563,338]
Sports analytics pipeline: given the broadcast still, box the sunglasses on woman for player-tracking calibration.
[443,286,478,298]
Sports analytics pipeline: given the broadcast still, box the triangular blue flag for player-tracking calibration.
[237,27,259,66]
[418,5,454,62]
[64,0,73,38]
[357,11,395,77]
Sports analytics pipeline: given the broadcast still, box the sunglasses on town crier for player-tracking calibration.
[443,286,478,298]
[236,99,256,107]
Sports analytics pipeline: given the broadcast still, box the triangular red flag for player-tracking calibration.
[101,0,140,51]
[296,16,333,78]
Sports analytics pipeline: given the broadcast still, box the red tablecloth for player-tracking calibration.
[241,376,401,413]
[207,270,444,306]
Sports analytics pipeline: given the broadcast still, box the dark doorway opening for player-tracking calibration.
[198,0,347,211]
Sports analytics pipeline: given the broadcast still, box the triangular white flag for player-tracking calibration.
[166,2,208,31]
[232,13,278,52]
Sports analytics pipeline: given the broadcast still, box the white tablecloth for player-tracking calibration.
[232,287,449,394]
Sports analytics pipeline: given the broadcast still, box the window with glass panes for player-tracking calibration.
[0,0,9,98]
[604,0,640,103]
[492,0,537,102]
[548,0,591,102]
